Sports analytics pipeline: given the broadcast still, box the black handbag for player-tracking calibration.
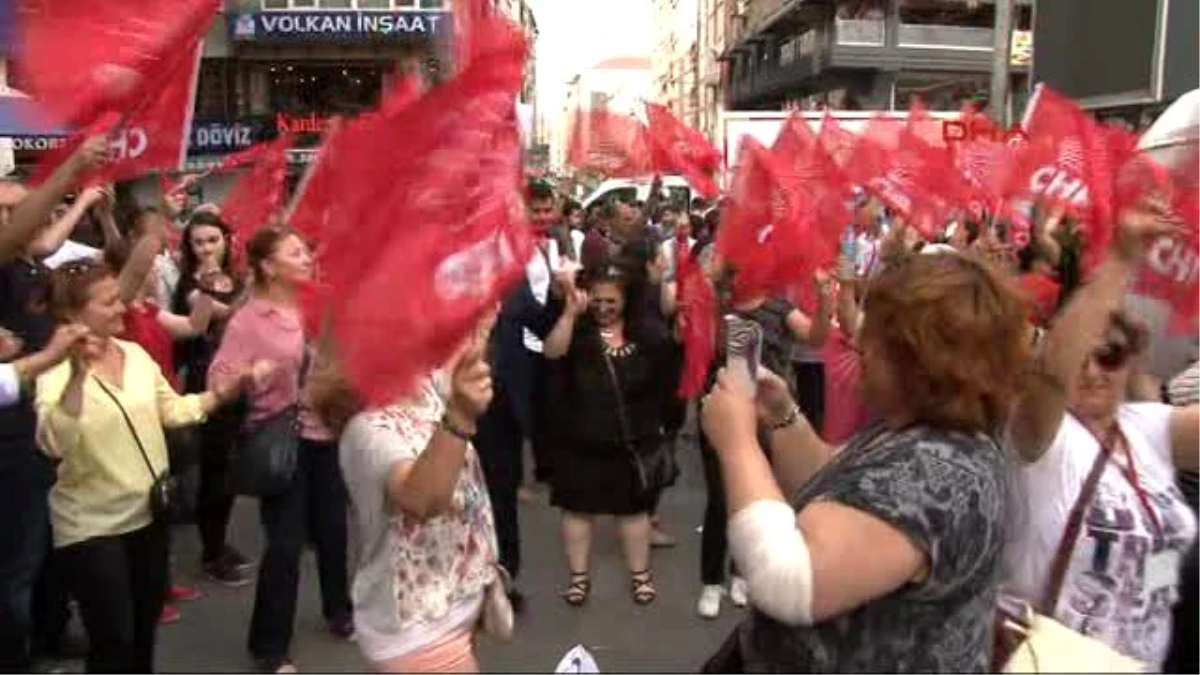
[93,377,184,524]
[228,347,310,498]
[601,349,677,497]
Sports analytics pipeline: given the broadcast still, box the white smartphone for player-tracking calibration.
[724,315,763,395]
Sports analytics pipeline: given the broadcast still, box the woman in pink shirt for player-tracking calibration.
[209,227,352,675]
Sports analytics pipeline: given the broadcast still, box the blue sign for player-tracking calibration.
[188,118,273,155]
[230,11,448,41]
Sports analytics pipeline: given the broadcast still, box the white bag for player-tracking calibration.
[555,645,600,674]
[999,603,1145,673]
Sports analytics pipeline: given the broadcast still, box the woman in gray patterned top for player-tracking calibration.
[699,252,1032,672]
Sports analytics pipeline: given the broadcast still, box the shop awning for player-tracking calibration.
[0,95,66,137]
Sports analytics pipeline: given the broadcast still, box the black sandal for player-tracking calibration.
[631,569,657,605]
[563,571,591,607]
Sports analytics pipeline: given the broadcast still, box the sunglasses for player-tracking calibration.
[1090,341,1132,371]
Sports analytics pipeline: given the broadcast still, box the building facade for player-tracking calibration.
[2,0,541,198]
[716,0,1033,114]
[551,56,655,172]
[652,0,701,128]
[696,0,735,139]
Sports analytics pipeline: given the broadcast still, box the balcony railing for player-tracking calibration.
[897,24,993,50]
[834,18,884,46]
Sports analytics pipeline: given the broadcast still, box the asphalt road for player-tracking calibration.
[136,422,743,673]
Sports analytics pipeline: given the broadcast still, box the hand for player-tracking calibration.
[190,293,216,327]
[0,328,22,362]
[71,136,109,171]
[68,334,105,375]
[813,268,835,300]
[79,183,108,207]
[1114,193,1179,261]
[754,367,797,427]
[447,342,493,427]
[40,324,89,365]
[564,288,589,317]
[700,368,760,456]
[210,361,269,404]
[553,262,581,292]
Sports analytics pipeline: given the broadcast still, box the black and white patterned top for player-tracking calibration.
[738,423,1009,673]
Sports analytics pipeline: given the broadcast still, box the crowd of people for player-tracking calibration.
[0,129,1197,675]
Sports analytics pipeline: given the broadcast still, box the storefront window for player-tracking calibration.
[261,0,446,8]
[266,62,386,116]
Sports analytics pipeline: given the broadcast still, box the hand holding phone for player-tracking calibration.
[724,315,762,396]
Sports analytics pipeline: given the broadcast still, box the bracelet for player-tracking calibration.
[769,405,802,431]
[439,414,476,442]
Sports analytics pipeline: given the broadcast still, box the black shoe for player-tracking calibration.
[203,557,253,588]
[507,589,526,615]
[222,545,257,572]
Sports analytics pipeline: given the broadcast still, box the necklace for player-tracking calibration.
[600,328,616,339]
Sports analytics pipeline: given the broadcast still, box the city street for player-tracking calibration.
[141,425,740,673]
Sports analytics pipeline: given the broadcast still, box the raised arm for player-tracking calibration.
[28,187,105,258]
[1,137,107,264]
[543,286,588,360]
[115,228,167,305]
[1007,198,1176,463]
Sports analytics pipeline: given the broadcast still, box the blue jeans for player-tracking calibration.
[0,463,50,673]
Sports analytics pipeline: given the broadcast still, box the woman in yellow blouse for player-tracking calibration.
[35,259,255,673]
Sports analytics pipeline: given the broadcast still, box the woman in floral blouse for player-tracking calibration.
[320,321,499,673]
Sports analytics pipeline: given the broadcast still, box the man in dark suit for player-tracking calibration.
[475,181,566,610]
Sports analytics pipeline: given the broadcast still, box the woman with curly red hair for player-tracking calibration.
[699,249,1031,672]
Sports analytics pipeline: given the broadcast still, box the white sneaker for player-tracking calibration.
[697,585,723,619]
[729,576,749,607]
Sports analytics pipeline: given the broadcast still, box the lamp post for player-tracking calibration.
[989,0,1016,125]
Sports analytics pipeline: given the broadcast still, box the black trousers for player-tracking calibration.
[476,388,524,581]
[196,413,239,564]
[0,462,50,673]
[58,522,169,673]
[699,424,736,586]
[248,439,351,661]
[1164,540,1198,674]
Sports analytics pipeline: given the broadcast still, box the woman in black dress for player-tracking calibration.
[170,212,254,585]
[542,263,677,608]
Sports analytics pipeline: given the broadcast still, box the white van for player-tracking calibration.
[580,176,695,213]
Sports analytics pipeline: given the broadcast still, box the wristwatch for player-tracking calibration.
[768,405,802,431]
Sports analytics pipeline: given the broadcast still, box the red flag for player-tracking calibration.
[675,234,716,399]
[220,133,293,246]
[771,114,851,274]
[818,113,857,171]
[29,44,202,186]
[17,0,220,128]
[717,138,811,301]
[1134,155,1200,331]
[566,108,653,177]
[645,102,722,198]
[314,13,534,406]
[1016,85,1119,256]
[850,116,963,238]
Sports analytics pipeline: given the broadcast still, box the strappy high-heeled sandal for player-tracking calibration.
[630,569,657,605]
[563,570,591,607]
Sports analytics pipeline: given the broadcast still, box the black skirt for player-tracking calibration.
[550,436,661,516]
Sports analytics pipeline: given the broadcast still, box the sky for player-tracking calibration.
[526,0,655,117]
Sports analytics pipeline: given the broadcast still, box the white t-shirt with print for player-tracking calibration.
[338,373,498,663]
[1003,403,1197,668]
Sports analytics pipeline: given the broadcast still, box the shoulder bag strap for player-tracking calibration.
[92,376,162,482]
[1038,423,1117,614]
[601,350,636,453]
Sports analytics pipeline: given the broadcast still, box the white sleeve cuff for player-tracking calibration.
[0,364,20,408]
[728,499,815,626]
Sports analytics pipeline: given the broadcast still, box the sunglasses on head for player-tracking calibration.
[1090,341,1132,371]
